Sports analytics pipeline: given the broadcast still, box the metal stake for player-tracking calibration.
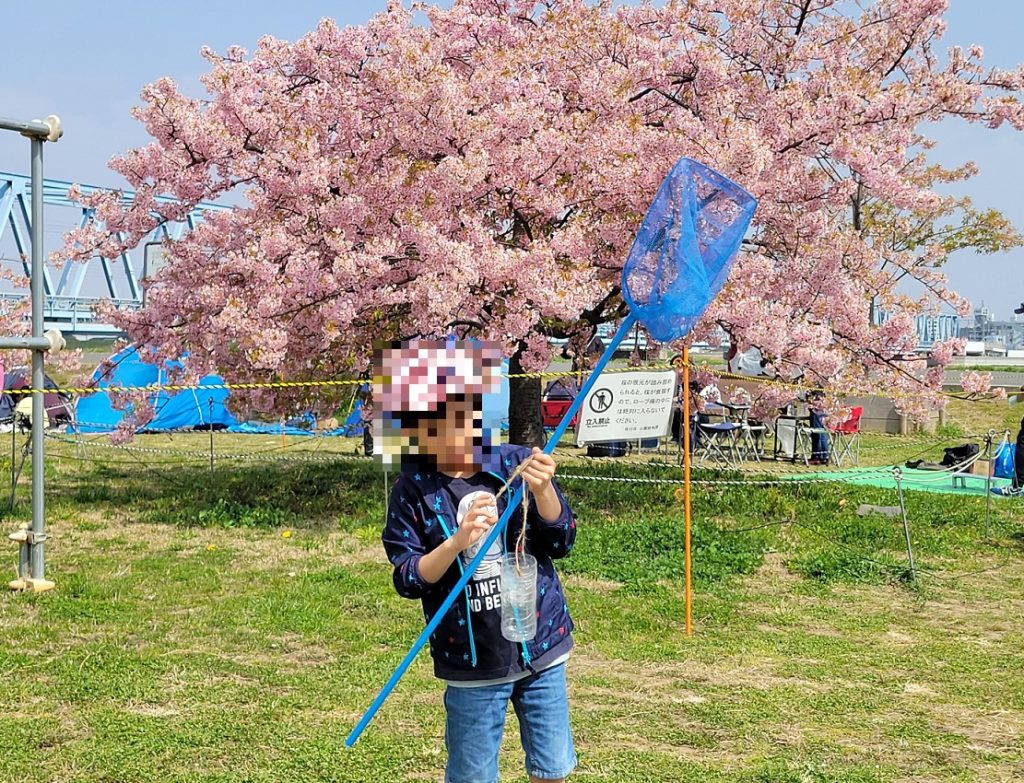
[894,468,916,585]
[9,419,16,511]
[682,346,693,636]
[983,432,994,539]
[208,398,215,473]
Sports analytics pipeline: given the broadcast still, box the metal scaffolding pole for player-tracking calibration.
[1,114,63,593]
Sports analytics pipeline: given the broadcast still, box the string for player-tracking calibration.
[494,453,535,575]
[515,481,530,572]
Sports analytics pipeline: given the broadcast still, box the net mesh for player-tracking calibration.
[621,157,758,343]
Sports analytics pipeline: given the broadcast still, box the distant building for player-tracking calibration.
[958,303,1024,350]
[873,310,960,351]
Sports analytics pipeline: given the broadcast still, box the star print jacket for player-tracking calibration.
[381,444,577,682]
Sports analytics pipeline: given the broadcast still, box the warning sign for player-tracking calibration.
[574,371,676,445]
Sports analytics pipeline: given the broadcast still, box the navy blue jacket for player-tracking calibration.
[381,444,577,681]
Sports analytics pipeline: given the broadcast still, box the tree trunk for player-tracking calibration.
[507,344,545,448]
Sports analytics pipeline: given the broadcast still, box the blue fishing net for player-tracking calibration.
[621,157,758,343]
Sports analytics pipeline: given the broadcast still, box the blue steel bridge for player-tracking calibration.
[0,171,227,339]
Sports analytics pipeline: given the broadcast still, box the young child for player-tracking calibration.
[377,340,577,783]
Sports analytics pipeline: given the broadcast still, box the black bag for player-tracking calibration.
[587,441,628,458]
[941,443,979,468]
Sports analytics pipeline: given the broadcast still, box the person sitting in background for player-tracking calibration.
[358,373,374,456]
[681,380,714,448]
[806,390,830,466]
[669,379,707,448]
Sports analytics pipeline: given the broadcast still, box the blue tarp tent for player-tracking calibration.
[74,349,505,437]
[73,347,237,434]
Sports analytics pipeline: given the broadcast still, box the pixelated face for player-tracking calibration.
[407,394,485,472]
[372,338,502,471]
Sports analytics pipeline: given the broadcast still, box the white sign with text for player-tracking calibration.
[574,371,676,445]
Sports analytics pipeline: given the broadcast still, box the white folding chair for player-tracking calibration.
[796,421,829,466]
[739,421,767,461]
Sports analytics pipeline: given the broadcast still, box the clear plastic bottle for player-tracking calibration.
[500,553,537,642]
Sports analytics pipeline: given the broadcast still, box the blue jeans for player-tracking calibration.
[444,663,576,783]
[810,410,830,462]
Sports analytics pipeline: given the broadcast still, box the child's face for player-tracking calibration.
[411,395,484,472]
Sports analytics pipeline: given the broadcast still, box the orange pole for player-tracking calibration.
[683,347,693,636]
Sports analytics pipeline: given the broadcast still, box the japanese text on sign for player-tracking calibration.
[574,370,676,445]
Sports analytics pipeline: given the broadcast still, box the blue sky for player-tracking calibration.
[1,1,1021,318]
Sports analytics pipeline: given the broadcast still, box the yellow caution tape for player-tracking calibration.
[5,358,998,404]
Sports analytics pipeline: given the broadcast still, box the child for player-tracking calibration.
[377,340,577,783]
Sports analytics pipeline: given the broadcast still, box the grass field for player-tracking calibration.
[1,401,1023,782]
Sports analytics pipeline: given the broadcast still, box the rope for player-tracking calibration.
[555,472,887,487]
[3,363,679,397]
[44,432,370,464]
[54,423,983,472]
[45,431,991,480]
[3,356,1006,401]
[883,449,986,484]
[493,455,535,571]
[40,413,1005,496]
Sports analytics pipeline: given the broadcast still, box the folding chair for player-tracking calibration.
[695,421,741,468]
[796,419,829,466]
[729,405,766,462]
[829,406,863,467]
[541,399,573,429]
[739,419,767,461]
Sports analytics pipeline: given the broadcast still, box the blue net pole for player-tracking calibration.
[346,314,637,747]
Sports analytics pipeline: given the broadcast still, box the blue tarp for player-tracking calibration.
[73,347,237,434]
[341,394,364,434]
[74,351,506,437]
[228,407,362,437]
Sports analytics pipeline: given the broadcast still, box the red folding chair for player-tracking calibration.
[829,406,863,466]
[541,399,578,429]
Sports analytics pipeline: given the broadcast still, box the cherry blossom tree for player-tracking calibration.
[57,0,1024,442]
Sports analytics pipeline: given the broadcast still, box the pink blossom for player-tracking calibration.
[960,370,993,397]
[47,0,1023,431]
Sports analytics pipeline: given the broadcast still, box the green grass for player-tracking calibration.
[1,419,1023,782]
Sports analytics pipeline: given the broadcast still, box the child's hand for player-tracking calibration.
[451,494,498,553]
[521,448,557,495]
